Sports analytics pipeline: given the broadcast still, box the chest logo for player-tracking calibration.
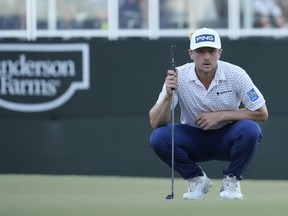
[216,90,232,96]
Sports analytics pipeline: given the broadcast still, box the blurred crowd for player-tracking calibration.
[1,0,288,30]
[253,0,288,28]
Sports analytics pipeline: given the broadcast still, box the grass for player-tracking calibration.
[0,175,288,216]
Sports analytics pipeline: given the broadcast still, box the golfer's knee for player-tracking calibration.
[239,120,262,149]
[242,120,261,139]
[149,126,170,151]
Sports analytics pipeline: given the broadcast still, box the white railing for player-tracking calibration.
[1,0,288,41]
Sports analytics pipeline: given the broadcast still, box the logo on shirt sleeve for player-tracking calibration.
[247,88,259,102]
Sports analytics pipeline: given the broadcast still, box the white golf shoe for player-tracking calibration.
[183,172,212,200]
[220,175,243,199]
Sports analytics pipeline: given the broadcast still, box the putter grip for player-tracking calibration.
[171,45,176,91]
[171,45,176,71]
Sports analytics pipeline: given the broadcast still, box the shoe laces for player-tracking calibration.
[223,176,240,193]
[187,176,203,192]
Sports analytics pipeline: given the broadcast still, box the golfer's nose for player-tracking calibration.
[204,51,210,59]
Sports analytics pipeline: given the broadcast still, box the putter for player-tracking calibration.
[166,44,176,200]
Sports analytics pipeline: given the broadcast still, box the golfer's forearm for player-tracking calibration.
[221,106,268,122]
[149,97,172,129]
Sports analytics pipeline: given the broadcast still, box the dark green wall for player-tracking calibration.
[0,38,287,179]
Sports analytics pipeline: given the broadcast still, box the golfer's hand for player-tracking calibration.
[165,69,178,96]
[196,112,222,130]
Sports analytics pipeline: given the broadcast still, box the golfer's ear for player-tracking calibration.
[188,49,194,60]
[218,49,223,58]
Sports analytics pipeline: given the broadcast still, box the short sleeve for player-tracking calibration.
[238,72,266,111]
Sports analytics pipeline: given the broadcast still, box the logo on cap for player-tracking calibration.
[195,34,215,44]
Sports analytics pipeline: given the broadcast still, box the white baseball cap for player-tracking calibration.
[190,28,221,50]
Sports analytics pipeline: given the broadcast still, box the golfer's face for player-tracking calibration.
[190,47,222,73]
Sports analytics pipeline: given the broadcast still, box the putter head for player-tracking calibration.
[166,193,174,200]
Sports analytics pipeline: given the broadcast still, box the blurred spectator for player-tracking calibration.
[214,0,228,28]
[57,0,79,29]
[35,0,108,30]
[159,0,188,28]
[195,0,223,28]
[83,0,108,29]
[119,0,148,29]
[15,0,26,29]
[253,0,285,28]
[159,0,220,29]
[278,0,288,25]
[0,0,12,29]
[36,0,48,29]
[0,0,26,29]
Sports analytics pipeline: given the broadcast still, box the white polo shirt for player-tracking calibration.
[156,60,266,129]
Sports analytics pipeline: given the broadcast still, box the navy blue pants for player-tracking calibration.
[150,120,262,180]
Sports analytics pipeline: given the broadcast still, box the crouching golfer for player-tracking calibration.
[149,28,268,200]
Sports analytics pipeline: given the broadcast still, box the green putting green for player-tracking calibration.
[0,175,287,216]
